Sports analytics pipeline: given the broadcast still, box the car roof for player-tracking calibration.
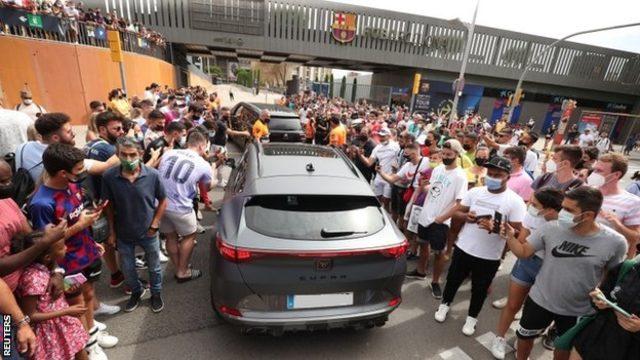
[241,143,374,197]
[243,102,298,118]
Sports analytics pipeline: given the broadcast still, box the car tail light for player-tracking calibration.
[218,305,242,317]
[388,297,402,307]
[379,240,409,258]
[216,234,252,263]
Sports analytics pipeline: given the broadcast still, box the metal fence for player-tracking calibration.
[0,9,167,61]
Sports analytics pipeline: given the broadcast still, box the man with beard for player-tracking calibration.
[143,110,166,148]
[350,127,376,183]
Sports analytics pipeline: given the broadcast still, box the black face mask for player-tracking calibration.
[518,141,529,147]
[462,144,473,151]
[68,171,88,184]
[475,158,488,166]
[442,157,455,166]
[0,183,15,199]
[402,154,411,160]
[358,134,368,142]
[424,140,432,146]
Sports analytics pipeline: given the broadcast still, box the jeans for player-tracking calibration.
[118,235,162,295]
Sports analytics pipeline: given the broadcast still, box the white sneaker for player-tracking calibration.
[93,320,107,332]
[158,251,169,263]
[514,308,523,320]
[97,330,119,348]
[196,209,203,221]
[86,340,108,360]
[434,304,450,323]
[491,335,507,359]
[462,316,478,336]
[94,302,121,316]
[492,297,508,309]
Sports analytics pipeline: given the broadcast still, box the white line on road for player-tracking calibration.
[438,346,473,360]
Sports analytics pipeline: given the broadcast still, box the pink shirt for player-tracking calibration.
[508,169,533,202]
[0,199,27,291]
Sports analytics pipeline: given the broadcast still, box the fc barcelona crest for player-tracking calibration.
[332,12,357,43]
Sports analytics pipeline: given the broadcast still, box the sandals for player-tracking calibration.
[176,269,202,283]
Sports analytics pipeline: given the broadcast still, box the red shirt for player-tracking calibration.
[0,199,27,291]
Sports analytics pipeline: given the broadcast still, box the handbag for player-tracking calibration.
[402,157,424,203]
[407,205,423,234]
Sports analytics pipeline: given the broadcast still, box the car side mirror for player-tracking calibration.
[224,158,236,169]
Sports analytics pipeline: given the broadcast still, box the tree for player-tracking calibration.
[351,77,357,103]
[324,73,329,83]
[207,65,223,78]
[329,74,334,97]
[339,75,346,99]
[275,63,288,86]
[236,69,253,87]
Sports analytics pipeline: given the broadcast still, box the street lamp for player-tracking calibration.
[448,0,479,124]
[506,22,640,124]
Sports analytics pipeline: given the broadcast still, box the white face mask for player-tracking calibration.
[557,209,578,230]
[527,204,542,218]
[178,136,187,147]
[23,99,33,105]
[587,172,607,188]
[545,160,557,173]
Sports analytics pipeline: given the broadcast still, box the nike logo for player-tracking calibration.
[88,271,102,278]
[551,241,594,258]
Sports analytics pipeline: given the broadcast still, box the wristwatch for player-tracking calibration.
[14,315,30,328]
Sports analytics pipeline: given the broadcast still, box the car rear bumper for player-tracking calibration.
[219,301,399,329]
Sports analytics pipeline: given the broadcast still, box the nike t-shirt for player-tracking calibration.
[527,221,628,316]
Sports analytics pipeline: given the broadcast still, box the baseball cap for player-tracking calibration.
[483,156,512,173]
[444,139,465,154]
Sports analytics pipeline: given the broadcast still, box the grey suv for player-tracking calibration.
[210,142,407,334]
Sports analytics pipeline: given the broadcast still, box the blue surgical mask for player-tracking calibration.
[485,176,503,191]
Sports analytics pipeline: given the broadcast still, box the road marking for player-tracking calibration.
[438,346,473,360]
[476,331,514,355]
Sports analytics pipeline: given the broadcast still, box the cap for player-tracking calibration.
[444,139,465,154]
[378,128,391,137]
[483,156,512,173]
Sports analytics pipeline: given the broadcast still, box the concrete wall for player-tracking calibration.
[0,35,177,125]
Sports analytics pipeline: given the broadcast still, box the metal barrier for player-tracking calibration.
[0,7,167,61]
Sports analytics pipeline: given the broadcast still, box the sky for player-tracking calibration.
[331,0,640,77]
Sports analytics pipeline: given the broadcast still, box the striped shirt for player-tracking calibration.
[599,191,640,228]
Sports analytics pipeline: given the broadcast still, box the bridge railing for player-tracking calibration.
[0,6,168,61]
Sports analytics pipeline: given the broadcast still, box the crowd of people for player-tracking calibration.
[1,0,166,46]
[0,82,639,360]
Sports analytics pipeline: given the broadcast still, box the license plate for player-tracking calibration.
[286,292,354,309]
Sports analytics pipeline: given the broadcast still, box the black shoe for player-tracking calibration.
[405,269,427,280]
[124,288,147,312]
[406,253,419,261]
[431,282,443,299]
[150,293,164,313]
[542,326,557,350]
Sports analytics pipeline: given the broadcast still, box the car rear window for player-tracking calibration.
[244,195,385,240]
[269,117,302,131]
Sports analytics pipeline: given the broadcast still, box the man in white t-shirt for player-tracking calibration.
[578,129,595,147]
[434,156,526,336]
[14,90,46,121]
[588,153,640,257]
[595,131,611,154]
[158,131,213,282]
[407,140,467,300]
[357,128,400,211]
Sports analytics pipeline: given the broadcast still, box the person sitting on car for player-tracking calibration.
[252,110,270,141]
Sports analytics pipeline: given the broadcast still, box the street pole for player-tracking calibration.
[449,0,479,124]
[506,22,640,124]
[118,62,127,94]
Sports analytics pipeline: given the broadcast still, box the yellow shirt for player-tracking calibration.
[252,119,269,140]
[109,99,131,118]
[329,124,347,147]
[495,120,507,133]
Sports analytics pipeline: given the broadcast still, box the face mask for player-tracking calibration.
[527,204,542,218]
[587,172,608,188]
[518,141,529,147]
[178,136,187,147]
[546,160,557,173]
[429,161,439,169]
[381,140,389,145]
[485,176,503,191]
[442,157,455,166]
[424,140,432,146]
[68,171,88,184]
[475,158,488,166]
[0,183,15,199]
[462,144,472,151]
[23,99,33,105]
[120,158,140,171]
[557,209,578,230]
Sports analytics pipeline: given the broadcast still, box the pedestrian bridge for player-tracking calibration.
[85,0,640,97]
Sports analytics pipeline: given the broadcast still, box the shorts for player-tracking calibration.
[416,223,448,251]
[160,209,198,236]
[373,178,392,198]
[510,255,543,287]
[516,296,577,340]
[391,185,409,215]
[65,258,102,297]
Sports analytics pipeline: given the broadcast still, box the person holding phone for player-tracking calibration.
[434,156,526,337]
[569,258,640,360]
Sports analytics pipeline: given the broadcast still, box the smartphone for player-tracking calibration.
[64,273,87,291]
[493,211,503,234]
[596,291,632,317]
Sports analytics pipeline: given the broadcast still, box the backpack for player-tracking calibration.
[12,144,41,207]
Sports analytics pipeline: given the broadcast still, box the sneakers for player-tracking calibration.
[150,293,164,313]
[123,278,149,295]
[94,302,121,316]
[462,316,478,336]
[109,271,125,288]
[542,326,557,350]
[124,288,147,312]
[492,297,508,309]
[135,255,148,269]
[491,336,507,359]
[158,251,169,263]
[86,339,108,360]
[430,282,443,299]
[405,269,427,280]
[196,224,206,234]
[434,303,450,323]
[97,330,119,348]
[93,320,107,332]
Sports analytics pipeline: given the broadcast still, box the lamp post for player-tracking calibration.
[506,22,640,124]
[448,0,479,124]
